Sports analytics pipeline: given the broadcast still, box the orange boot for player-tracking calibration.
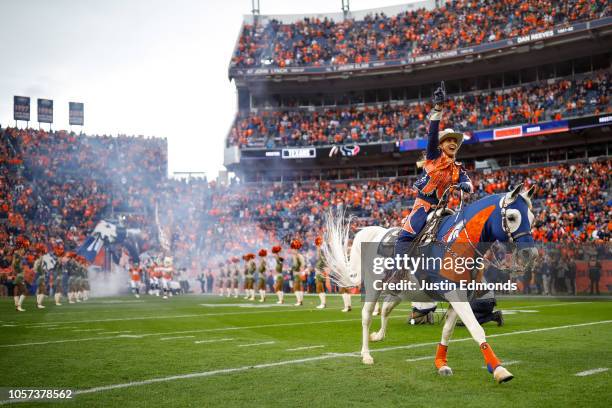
[435,344,452,375]
[480,342,513,383]
[434,343,448,369]
[480,342,501,373]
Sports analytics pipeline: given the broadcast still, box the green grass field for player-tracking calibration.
[0,294,610,407]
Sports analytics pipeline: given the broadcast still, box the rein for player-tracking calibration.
[447,193,527,274]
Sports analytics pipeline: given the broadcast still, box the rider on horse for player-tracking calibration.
[398,81,473,245]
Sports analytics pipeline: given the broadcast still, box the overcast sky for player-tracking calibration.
[0,0,414,178]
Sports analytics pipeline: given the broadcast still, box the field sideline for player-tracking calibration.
[0,295,610,407]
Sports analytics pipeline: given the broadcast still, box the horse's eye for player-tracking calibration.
[507,215,516,222]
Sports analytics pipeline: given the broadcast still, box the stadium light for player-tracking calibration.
[341,0,350,18]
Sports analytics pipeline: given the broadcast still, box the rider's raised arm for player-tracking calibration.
[426,108,442,160]
[426,83,446,160]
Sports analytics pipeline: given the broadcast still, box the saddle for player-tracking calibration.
[377,227,401,258]
[376,208,455,258]
[376,210,456,302]
[420,208,455,245]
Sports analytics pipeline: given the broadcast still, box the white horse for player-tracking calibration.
[322,185,538,383]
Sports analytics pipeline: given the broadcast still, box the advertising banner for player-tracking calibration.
[281,148,316,159]
[37,98,53,123]
[69,102,84,125]
[569,114,612,131]
[13,96,30,121]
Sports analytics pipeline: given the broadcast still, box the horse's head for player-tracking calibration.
[93,220,118,243]
[41,253,57,271]
[495,184,539,267]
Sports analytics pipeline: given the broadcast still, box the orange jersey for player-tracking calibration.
[130,268,141,282]
[152,266,164,279]
[154,266,172,280]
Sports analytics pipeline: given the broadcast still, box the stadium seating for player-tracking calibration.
[231,0,610,69]
[228,72,611,148]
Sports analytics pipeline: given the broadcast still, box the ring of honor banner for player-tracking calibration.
[13,96,31,121]
[37,98,54,123]
[69,102,84,126]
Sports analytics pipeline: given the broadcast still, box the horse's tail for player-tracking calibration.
[322,209,360,287]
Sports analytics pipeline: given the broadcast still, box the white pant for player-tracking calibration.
[542,275,551,295]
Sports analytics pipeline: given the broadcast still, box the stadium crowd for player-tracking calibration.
[228,72,611,147]
[0,127,167,291]
[231,0,610,69]
[201,160,611,254]
[1,123,610,299]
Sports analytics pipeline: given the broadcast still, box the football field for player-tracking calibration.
[0,295,610,407]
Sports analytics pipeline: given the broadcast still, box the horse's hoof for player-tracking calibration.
[438,366,453,376]
[362,355,374,365]
[493,366,514,383]
[369,332,384,342]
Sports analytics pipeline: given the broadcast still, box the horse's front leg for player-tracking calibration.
[435,305,457,376]
[370,296,401,342]
[361,301,377,364]
[450,301,513,383]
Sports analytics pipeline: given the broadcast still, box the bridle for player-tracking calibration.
[446,190,532,274]
[499,194,532,242]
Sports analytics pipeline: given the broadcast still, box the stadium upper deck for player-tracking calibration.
[228,71,611,149]
[229,0,611,80]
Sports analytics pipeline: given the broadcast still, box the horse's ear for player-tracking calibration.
[525,185,536,200]
[508,184,522,200]
[520,185,536,208]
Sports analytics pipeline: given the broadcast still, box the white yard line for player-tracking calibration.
[0,336,123,348]
[194,338,235,344]
[0,316,387,348]
[575,367,609,377]
[98,331,132,335]
[513,302,593,309]
[70,355,338,397]
[482,360,520,369]
[286,345,324,351]
[3,308,316,327]
[160,336,195,341]
[72,328,105,333]
[0,320,610,404]
[368,320,612,354]
[141,316,403,338]
[0,317,376,348]
[13,300,588,328]
[238,341,276,347]
[47,326,78,330]
[405,356,433,362]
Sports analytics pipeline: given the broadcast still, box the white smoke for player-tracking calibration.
[87,264,128,297]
